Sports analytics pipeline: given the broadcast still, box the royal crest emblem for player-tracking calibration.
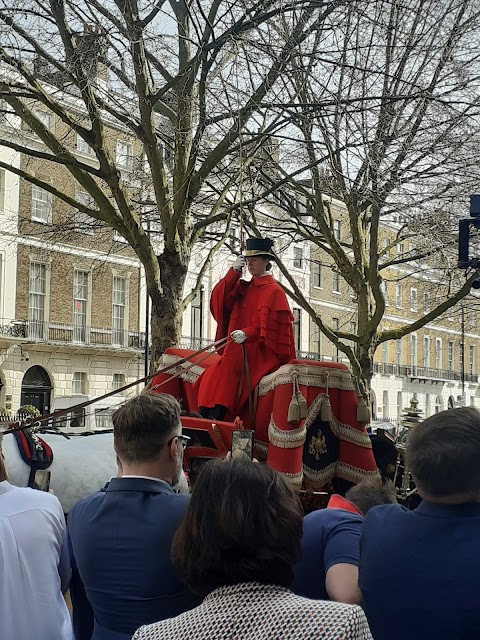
[309,430,327,460]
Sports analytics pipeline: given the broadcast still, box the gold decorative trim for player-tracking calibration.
[336,462,380,483]
[281,470,304,486]
[303,461,337,487]
[268,418,306,449]
[257,363,355,397]
[160,354,204,384]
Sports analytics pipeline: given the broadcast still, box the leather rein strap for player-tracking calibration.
[0,337,228,436]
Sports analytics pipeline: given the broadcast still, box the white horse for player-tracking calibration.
[1,431,117,513]
[1,430,190,513]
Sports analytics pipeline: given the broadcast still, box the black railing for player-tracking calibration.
[0,319,145,351]
[374,361,478,383]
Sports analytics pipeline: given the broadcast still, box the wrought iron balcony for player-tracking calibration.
[0,319,145,351]
[374,362,478,383]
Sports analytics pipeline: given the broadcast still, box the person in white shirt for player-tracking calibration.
[0,433,73,640]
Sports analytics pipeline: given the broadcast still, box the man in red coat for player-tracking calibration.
[196,238,296,421]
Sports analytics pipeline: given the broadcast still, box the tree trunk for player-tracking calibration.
[149,247,189,372]
[356,345,376,417]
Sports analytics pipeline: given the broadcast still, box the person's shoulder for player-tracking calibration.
[69,488,105,518]
[282,593,370,637]
[305,507,363,529]
[363,503,407,529]
[7,484,62,511]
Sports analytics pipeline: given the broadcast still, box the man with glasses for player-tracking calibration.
[67,393,198,640]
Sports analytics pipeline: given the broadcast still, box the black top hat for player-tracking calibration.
[244,237,275,259]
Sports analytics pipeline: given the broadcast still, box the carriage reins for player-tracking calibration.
[0,337,229,436]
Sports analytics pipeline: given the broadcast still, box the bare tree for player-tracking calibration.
[0,0,345,368]
[247,0,480,397]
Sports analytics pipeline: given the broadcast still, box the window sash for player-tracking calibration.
[31,185,52,222]
[112,276,126,346]
[73,271,89,343]
[29,263,46,339]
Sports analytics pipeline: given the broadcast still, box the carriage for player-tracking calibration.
[2,344,396,513]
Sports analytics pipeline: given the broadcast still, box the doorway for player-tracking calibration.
[21,366,52,415]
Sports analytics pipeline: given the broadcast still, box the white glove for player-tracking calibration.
[230,330,247,344]
[233,256,246,272]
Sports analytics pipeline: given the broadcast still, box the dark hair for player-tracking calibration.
[0,437,7,482]
[345,478,397,515]
[172,458,303,596]
[406,407,480,498]
[113,392,180,464]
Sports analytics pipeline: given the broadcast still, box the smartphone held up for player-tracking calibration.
[33,469,51,492]
[231,430,254,461]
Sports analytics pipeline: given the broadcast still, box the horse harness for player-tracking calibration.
[12,429,53,488]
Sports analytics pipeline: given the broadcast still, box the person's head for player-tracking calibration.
[0,435,8,482]
[246,255,271,277]
[172,458,303,596]
[406,407,480,503]
[113,392,185,485]
[345,478,397,515]
[244,237,275,278]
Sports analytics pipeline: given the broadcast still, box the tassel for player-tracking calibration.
[357,396,371,423]
[287,393,301,423]
[297,389,308,420]
[321,395,332,422]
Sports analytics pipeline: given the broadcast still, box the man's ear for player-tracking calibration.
[169,436,179,460]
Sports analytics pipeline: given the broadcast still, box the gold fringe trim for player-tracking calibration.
[257,364,356,397]
[268,417,306,449]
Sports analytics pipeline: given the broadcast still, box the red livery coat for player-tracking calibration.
[195,268,296,416]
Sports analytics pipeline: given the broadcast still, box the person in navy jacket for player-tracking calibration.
[359,407,480,640]
[67,393,198,640]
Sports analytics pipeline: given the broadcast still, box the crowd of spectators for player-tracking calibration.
[1,395,480,640]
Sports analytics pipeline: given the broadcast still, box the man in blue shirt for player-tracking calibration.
[359,406,480,640]
[292,479,396,603]
[68,393,199,640]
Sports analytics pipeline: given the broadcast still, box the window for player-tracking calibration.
[448,341,454,372]
[31,184,52,223]
[76,134,94,156]
[410,334,417,369]
[332,268,340,293]
[435,338,442,369]
[191,288,204,346]
[396,339,402,366]
[380,281,389,306]
[28,262,47,340]
[113,373,125,391]
[397,391,403,418]
[333,220,341,241]
[469,309,475,326]
[293,247,303,269]
[423,336,430,368]
[424,292,430,314]
[312,261,322,288]
[0,169,4,212]
[72,371,87,395]
[73,270,89,343]
[381,341,388,364]
[293,309,301,351]
[425,394,430,417]
[332,317,339,361]
[112,276,126,346]
[312,324,321,354]
[470,345,475,377]
[382,390,389,419]
[410,288,417,312]
[116,140,133,170]
[460,342,464,373]
[75,190,95,234]
[34,109,54,132]
[95,407,115,429]
[395,284,402,309]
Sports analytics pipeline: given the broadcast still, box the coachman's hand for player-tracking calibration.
[230,330,247,344]
[233,256,246,272]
